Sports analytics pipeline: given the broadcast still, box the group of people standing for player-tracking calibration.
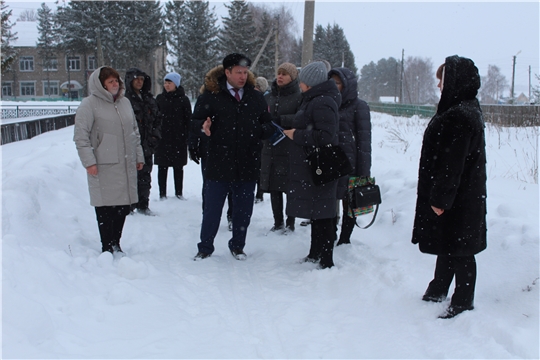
[74,53,486,319]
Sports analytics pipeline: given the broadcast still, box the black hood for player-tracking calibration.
[437,55,481,114]
[125,67,152,95]
[328,67,358,106]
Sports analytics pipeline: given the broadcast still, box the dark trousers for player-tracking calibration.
[426,255,477,307]
[198,180,256,254]
[95,205,131,252]
[158,165,184,197]
[338,197,356,243]
[135,154,153,210]
[307,217,337,268]
[270,191,295,227]
[200,159,232,219]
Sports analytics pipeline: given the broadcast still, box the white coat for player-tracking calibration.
[73,66,144,207]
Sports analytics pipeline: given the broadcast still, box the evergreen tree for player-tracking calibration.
[36,3,58,96]
[164,0,186,73]
[313,23,357,74]
[358,61,378,101]
[55,1,163,73]
[218,0,257,59]
[1,0,18,73]
[176,0,219,98]
[375,57,400,98]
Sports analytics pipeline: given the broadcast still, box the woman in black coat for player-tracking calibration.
[328,67,372,245]
[283,61,341,269]
[155,72,192,199]
[412,55,487,319]
[260,63,303,232]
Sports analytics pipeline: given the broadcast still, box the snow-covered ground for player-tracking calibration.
[1,112,539,358]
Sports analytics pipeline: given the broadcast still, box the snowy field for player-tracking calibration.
[1,112,539,359]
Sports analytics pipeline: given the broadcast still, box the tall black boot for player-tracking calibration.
[270,191,284,228]
[423,255,455,302]
[158,166,168,198]
[314,218,335,268]
[173,166,184,197]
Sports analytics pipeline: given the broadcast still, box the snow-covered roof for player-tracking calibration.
[11,21,39,47]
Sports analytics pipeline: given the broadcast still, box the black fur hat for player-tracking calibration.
[223,53,252,70]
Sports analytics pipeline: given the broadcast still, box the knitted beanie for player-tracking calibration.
[164,72,181,87]
[255,77,269,92]
[277,62,298,80]
[299,61,328,87]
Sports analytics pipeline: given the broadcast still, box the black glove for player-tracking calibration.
[189,147,200,164]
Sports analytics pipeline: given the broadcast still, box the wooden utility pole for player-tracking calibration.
[251,26,274,73]
[275,16,279,78]
[510,50,521,104]
[301,0,315,67]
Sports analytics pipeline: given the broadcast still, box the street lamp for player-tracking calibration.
[510,50,521,104]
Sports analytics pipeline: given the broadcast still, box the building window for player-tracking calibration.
[67,56,81,71]
[20,82,36,96]
[88,56,97,70]
[2,82,13,96]
[44,58,58,71]
[43,80,60,96]
[19,56,34,71]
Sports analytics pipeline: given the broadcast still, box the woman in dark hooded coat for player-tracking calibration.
[412,55,487,319]
[283,61,341,269]
[155,72,192,199]
[328,67,372,245]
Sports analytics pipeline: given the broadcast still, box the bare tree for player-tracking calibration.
[402,56,437,104]
[249,3,300,68]
[479,65,508,104]
[17,9,37,22]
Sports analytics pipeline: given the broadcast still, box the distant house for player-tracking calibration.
[379,96,398,103]
[2,21,165,100]
[515,93,529,105]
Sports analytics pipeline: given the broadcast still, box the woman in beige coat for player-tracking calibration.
[74,66,144,254]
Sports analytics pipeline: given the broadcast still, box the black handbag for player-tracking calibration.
[354,184,381,208]
[307,144,352,186]
[347,178,382,229]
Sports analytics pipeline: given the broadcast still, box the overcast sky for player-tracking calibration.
[7,0,539,95]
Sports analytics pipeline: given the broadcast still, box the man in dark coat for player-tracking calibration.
[191,53,275,261]
[260,62,303,233]
[412,55,487,319]
[125,67,161,215]
[328,67,372,245]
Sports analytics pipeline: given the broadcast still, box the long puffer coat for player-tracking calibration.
[260,78,303,192]
[286,79,341,220]
[412,55,487,256]
[73,66,145,207]
[190,65,274,182]
[124,68,162,156]
[328,67,372,199]
[155,85,192,167]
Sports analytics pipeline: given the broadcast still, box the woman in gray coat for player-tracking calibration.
[74,66,145,254]
[283,61,341,269]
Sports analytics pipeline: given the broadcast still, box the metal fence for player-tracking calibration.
[1,104,79,119]
[368,102,540,127]
[368,103,436,119]
[1,114,75,145]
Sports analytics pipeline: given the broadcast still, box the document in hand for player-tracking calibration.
[269,121,286,146]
